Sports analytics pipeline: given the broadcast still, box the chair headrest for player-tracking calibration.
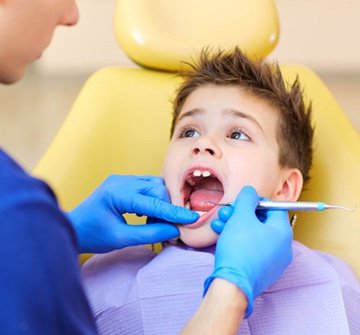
[115,0,279,71]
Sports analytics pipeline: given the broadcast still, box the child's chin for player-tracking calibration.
[178,223,219,248]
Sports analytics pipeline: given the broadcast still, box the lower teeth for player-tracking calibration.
[184,202,207,216]
[196,211,206,216]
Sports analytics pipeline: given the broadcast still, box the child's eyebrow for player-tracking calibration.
[176,108,204,123]
[176,108,263,133]
[224,109,263,133]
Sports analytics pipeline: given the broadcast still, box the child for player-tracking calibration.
[82,48,360,334]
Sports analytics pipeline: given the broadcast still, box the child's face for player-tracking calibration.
[162,85,297,248]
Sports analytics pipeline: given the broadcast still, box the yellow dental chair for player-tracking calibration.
[34,0,360,276]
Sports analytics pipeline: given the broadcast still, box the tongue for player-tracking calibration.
[189,189,223,211]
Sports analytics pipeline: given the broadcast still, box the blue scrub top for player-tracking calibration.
[0,149,97,334]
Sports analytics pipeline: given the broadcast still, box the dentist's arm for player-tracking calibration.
[67,175,198,253]
[182,186,293,334]
[181,279,247,335]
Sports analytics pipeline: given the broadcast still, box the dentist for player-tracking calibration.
[0,1,293,334]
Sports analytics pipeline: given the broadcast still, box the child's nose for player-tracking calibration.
[191,137,222,158]
[59,1,79,27]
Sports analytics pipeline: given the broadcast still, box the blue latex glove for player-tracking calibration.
[204,186,293,317]
[68,175,199,253]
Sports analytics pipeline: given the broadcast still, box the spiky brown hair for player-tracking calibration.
[171,47,314,184]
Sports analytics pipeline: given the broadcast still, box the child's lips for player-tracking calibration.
[184,206,219,229]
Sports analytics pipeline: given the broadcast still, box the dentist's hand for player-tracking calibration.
[68,175,198,253]
[205,186,293,317]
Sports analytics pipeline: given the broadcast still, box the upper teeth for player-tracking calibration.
[193,170,211,177]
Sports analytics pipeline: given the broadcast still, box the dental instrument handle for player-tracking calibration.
[219,201,353,212]
[213,200,353,212]
[256,201,327,211]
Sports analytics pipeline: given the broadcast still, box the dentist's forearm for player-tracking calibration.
[181,278,246,335]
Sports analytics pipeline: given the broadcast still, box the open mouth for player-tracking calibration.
[181,167,224,228]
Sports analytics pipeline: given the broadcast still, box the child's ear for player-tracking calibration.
[273,168,303,201]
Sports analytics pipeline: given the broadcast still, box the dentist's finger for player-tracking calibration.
[127,194,199,224]
[218,206,234,222]
[210,218,225,234]
[119,223,180,246]
[143,183,171,203]
[137,176,165,183]
[229,186,260,225]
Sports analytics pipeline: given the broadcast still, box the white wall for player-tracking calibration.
[38,0,360,75]
[269,0,360,71]
[38,0,133,74]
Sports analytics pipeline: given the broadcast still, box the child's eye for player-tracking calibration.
[184,129,200,137]
[179,127,201,138]
[229,129,250,141]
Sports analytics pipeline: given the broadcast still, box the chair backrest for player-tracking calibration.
[280,65,360,276]
[114,0,279,71]
[34,0,360,275]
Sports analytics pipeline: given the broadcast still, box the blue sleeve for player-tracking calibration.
[0,150,98,335]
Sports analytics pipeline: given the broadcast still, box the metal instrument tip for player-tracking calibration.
[326,204,356,212]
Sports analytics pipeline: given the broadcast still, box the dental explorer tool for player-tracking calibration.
[208,201,354,212]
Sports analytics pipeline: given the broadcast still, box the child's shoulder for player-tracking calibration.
[246,241,360,334]
[291,240,359,290]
